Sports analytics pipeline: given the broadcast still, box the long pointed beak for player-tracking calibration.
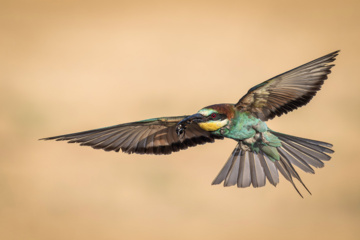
[176,113,205,137]
[179,113,205,125]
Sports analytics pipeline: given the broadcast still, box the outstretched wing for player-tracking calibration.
[235,50,339,121]
[40,116,223,155]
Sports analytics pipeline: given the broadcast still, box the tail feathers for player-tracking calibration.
[273,157,305,197]
[258,153,279,186]
[271,131,333,168]
[212,146,240,186]
[212,144,276,189]
[212,132,333,197]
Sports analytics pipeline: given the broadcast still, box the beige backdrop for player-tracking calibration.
[1,0,360,239]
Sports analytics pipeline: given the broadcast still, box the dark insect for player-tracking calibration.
[176,124,186,138]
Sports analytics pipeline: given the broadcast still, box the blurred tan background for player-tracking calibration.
[1,0,360,239]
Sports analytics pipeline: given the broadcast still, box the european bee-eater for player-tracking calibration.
[41,50,339,197]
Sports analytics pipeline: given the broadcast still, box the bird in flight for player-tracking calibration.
[41,50,339,197]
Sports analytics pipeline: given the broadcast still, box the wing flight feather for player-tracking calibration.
[235,51,339,121]
[41,116,223,155]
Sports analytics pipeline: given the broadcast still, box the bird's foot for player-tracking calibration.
[260,132,270,144]
[239,141,251,151]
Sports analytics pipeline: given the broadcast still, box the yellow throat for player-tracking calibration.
[198,119,229,132]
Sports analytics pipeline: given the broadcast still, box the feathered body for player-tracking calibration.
[41,51,339,197]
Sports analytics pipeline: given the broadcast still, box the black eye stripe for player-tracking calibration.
[207,113,226,120]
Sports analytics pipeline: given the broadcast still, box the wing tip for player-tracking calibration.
[39,136,60,141]
[325,50,340,63]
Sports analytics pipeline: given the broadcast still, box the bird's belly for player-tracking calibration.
[227,125,256,140]
[225,119,268,140]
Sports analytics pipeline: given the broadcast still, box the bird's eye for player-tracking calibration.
[211,113,217,118]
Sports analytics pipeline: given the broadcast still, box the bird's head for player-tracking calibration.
[176,104,234,137]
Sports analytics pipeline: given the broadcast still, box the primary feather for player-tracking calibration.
[41,116,223,155]
[235,50,339,121]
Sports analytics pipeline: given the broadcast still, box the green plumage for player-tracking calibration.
[211,111,281,161]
